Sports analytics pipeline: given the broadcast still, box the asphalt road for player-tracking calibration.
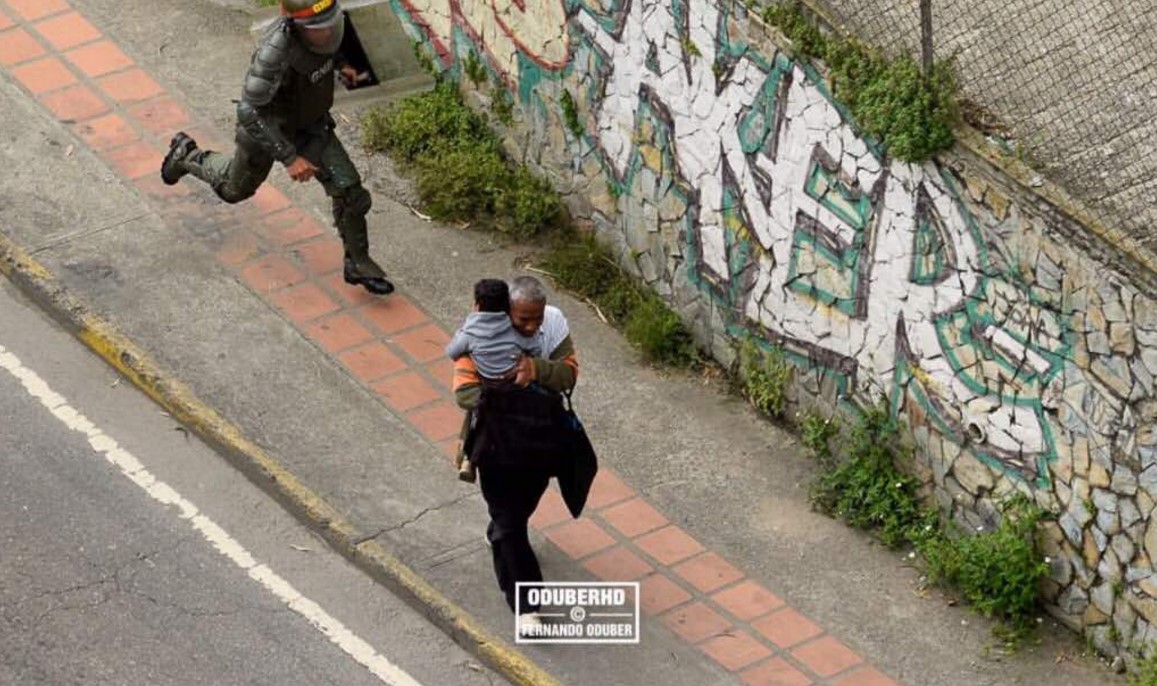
[0,279,503,686]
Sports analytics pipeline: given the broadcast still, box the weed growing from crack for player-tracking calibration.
[463,50,487,87]
[916,496,1049,628]
[361,81,558,238]
[490,84,515,126]
[738,340,793,420]
[799,408,839,462]
[1131,652,1157,686]
[808,405,924,548]
[761,1,958,162]
[559,90,583,139]
[799,403,1049,640]
[540,232,699,368]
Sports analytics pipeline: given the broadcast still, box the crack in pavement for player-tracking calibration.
[352,492,479,546]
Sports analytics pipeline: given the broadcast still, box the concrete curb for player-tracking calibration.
[0,229,560,686]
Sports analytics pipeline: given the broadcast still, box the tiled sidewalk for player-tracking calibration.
[0,2,899,684]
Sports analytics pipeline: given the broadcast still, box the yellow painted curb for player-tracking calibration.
[0,230,561,686]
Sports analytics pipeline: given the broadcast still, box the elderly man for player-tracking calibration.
[452,276,577,625]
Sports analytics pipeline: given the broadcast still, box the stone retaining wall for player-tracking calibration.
[383,0,1157,657]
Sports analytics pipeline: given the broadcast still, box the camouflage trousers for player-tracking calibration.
[180,123,385,279]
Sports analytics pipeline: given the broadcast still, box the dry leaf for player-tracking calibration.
[407,205,432,221]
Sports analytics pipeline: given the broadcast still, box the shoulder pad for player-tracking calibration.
[241,19,293,106]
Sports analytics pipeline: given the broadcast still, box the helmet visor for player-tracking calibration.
[289,0,344,53]
[298,20,344,54]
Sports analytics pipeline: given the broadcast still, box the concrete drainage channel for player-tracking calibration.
[249,0,436,109]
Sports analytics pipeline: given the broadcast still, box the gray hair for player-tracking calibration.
[509,276,547,304]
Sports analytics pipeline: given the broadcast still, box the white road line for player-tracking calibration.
[0,344,424,686]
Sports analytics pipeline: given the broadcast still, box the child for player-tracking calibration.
[445,279,542,482]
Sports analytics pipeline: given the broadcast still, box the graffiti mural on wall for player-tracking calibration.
[390,0,1073,484]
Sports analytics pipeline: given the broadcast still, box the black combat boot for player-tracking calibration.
[161,132,198,186]
[344,255,394,295]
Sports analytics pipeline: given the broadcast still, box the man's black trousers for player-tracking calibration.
[479,465,552,613]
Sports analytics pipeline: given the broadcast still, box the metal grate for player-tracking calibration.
[761,0,1157,245]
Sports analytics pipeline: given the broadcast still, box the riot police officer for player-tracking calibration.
[160,0,393,295]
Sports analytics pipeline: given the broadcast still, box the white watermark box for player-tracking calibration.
[515,581,641,644]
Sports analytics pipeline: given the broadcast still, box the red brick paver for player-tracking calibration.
[34,11,100,50]
[741,657,813,686]
[73,112,138,150]
[64,39,132,77]
[257,207,325,247]
[250,183,291,215]
[407,401,463,442]
[529,488,571,529]
[324,273,378,308]
[372,371,440,413]
[600,497,669,538]
[103,140,162,179]
[292,238,344,276]
[639,573,692,614]
[269,282,340,323]
[712,580,785,622]
[97,67,162,103]
[701,630,773,671]
[305,313,374,353]
[338,342,406,383]
[392,323,450,364]
[661,601,731,644]
[582,545,653,581]
[126,97,190,137]
[40,83,108,121]
[791,636,863,678]
[585,469,634,509]
[0,29,47,67]
[674,553,745,593]
[6,0,68,21]
[424,357,455,390]
[753,608,824,649]
[635,525,704,566]
[362,296,428,333]
[239,254,306,293]
[11,56,75,94]
[543,519,615,559]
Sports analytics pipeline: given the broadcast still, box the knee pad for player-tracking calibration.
[336,185,372,218]
[217,184,256,205]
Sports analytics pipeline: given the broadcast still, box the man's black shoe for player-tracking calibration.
[161,132,197,186]
[344,258,394,296]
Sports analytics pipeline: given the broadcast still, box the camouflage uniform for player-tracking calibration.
[161,0,392,294]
